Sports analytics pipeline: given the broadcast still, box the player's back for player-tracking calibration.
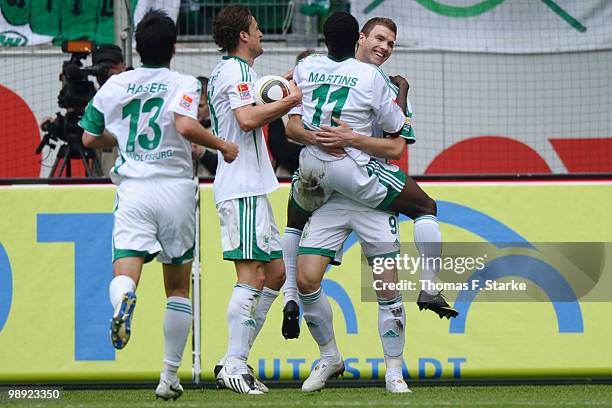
[292,54,405,165]
[84,66,199,182]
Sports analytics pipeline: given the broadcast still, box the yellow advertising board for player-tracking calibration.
[200,182,612,380]
[0,182,611,381]
[0,185,180,381]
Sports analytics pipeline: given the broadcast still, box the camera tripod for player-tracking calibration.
[49,142,103,178]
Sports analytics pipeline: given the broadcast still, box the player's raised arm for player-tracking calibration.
[389,75,409,114]
[372,68,407,137]
[233,80,302,132]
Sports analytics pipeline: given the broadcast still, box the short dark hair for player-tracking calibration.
[295,49,315,64]
[212,5,253,53]
[323,12,359,57]
[361,17,397,37]
[135,10,176,66]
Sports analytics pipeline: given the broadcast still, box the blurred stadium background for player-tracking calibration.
[1,0,612,399]
[2,0,610,178]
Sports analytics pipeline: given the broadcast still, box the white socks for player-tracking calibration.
[299,287,340,361]
[281,228,301,304]
[414,215,442,295]
[162,296,192,383]
[377,295,405,361]
[249,287,279,347]
[109,275,136,310]
[226,283,261,361]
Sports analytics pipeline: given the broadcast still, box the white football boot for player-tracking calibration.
[301,356,345,392]
[248,364,269,393]
[215,357,268,393]
[385,368,411,393]
[219,358,264,395]
[214,357,227,389]
[155,378,184,400]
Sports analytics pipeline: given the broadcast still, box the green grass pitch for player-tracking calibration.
[4,385,612,407]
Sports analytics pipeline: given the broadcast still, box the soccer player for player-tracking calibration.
[282,14,457,330]
[283,14,414,393]
[79,10,238,400]
[207,5,302,394]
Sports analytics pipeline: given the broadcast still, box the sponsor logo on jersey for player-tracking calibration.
[179,94,193,110]
[237,83,251,100]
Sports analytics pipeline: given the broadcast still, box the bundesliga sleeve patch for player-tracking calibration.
[237,83,252,100]
[179,94,193,110]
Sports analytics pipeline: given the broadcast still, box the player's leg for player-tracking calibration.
[353,211,410,393]
[297,254,345,392]
[109,179,162,350]
[248,195,285,349]
[216,196,270,394]
[249,258,284,349]
[387,177,457,319]
[152,177,198,400]
[155,261,192,401]
[331,159,456,319]
[281,196,310,339]
[374,264,410,393]
[218,260,266,394]
[297,210,348,392]
[109,257,142,350]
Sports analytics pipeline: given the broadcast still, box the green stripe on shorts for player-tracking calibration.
[114,248,158,263]
[365,159,407,211]
[298,246,336,259]
[223,196,272,262]
[171,246,194,265]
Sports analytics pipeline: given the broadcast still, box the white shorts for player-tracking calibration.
[113,177,197,264]
[217,195,283,262]
[299,203,400,265]
[291,149,407,214]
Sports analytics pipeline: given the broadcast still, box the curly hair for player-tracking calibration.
[212,5,253,53]
[323,12,359,57]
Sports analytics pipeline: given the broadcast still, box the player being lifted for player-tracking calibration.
[280,14,457,341]
[207,5,302,395]
[280,12,413,393]
[79,10,238,400]
[284,16,422,393]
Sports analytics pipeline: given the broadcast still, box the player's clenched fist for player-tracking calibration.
[389,75,409,90]
[220,141,239,163]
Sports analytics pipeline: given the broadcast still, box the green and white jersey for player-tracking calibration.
[208,56,279,204]
[79,66,200,182]
[290,54,406,165]
[369,66,416,164]
[370,66,415,144]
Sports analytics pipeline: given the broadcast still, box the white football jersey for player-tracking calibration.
[79,66,200,182]
[290,54,406,165]
[208,56,279,204]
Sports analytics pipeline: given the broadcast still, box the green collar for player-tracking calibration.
[141,64,165,68]
[223,55,250,65]
[326,54,354,62]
